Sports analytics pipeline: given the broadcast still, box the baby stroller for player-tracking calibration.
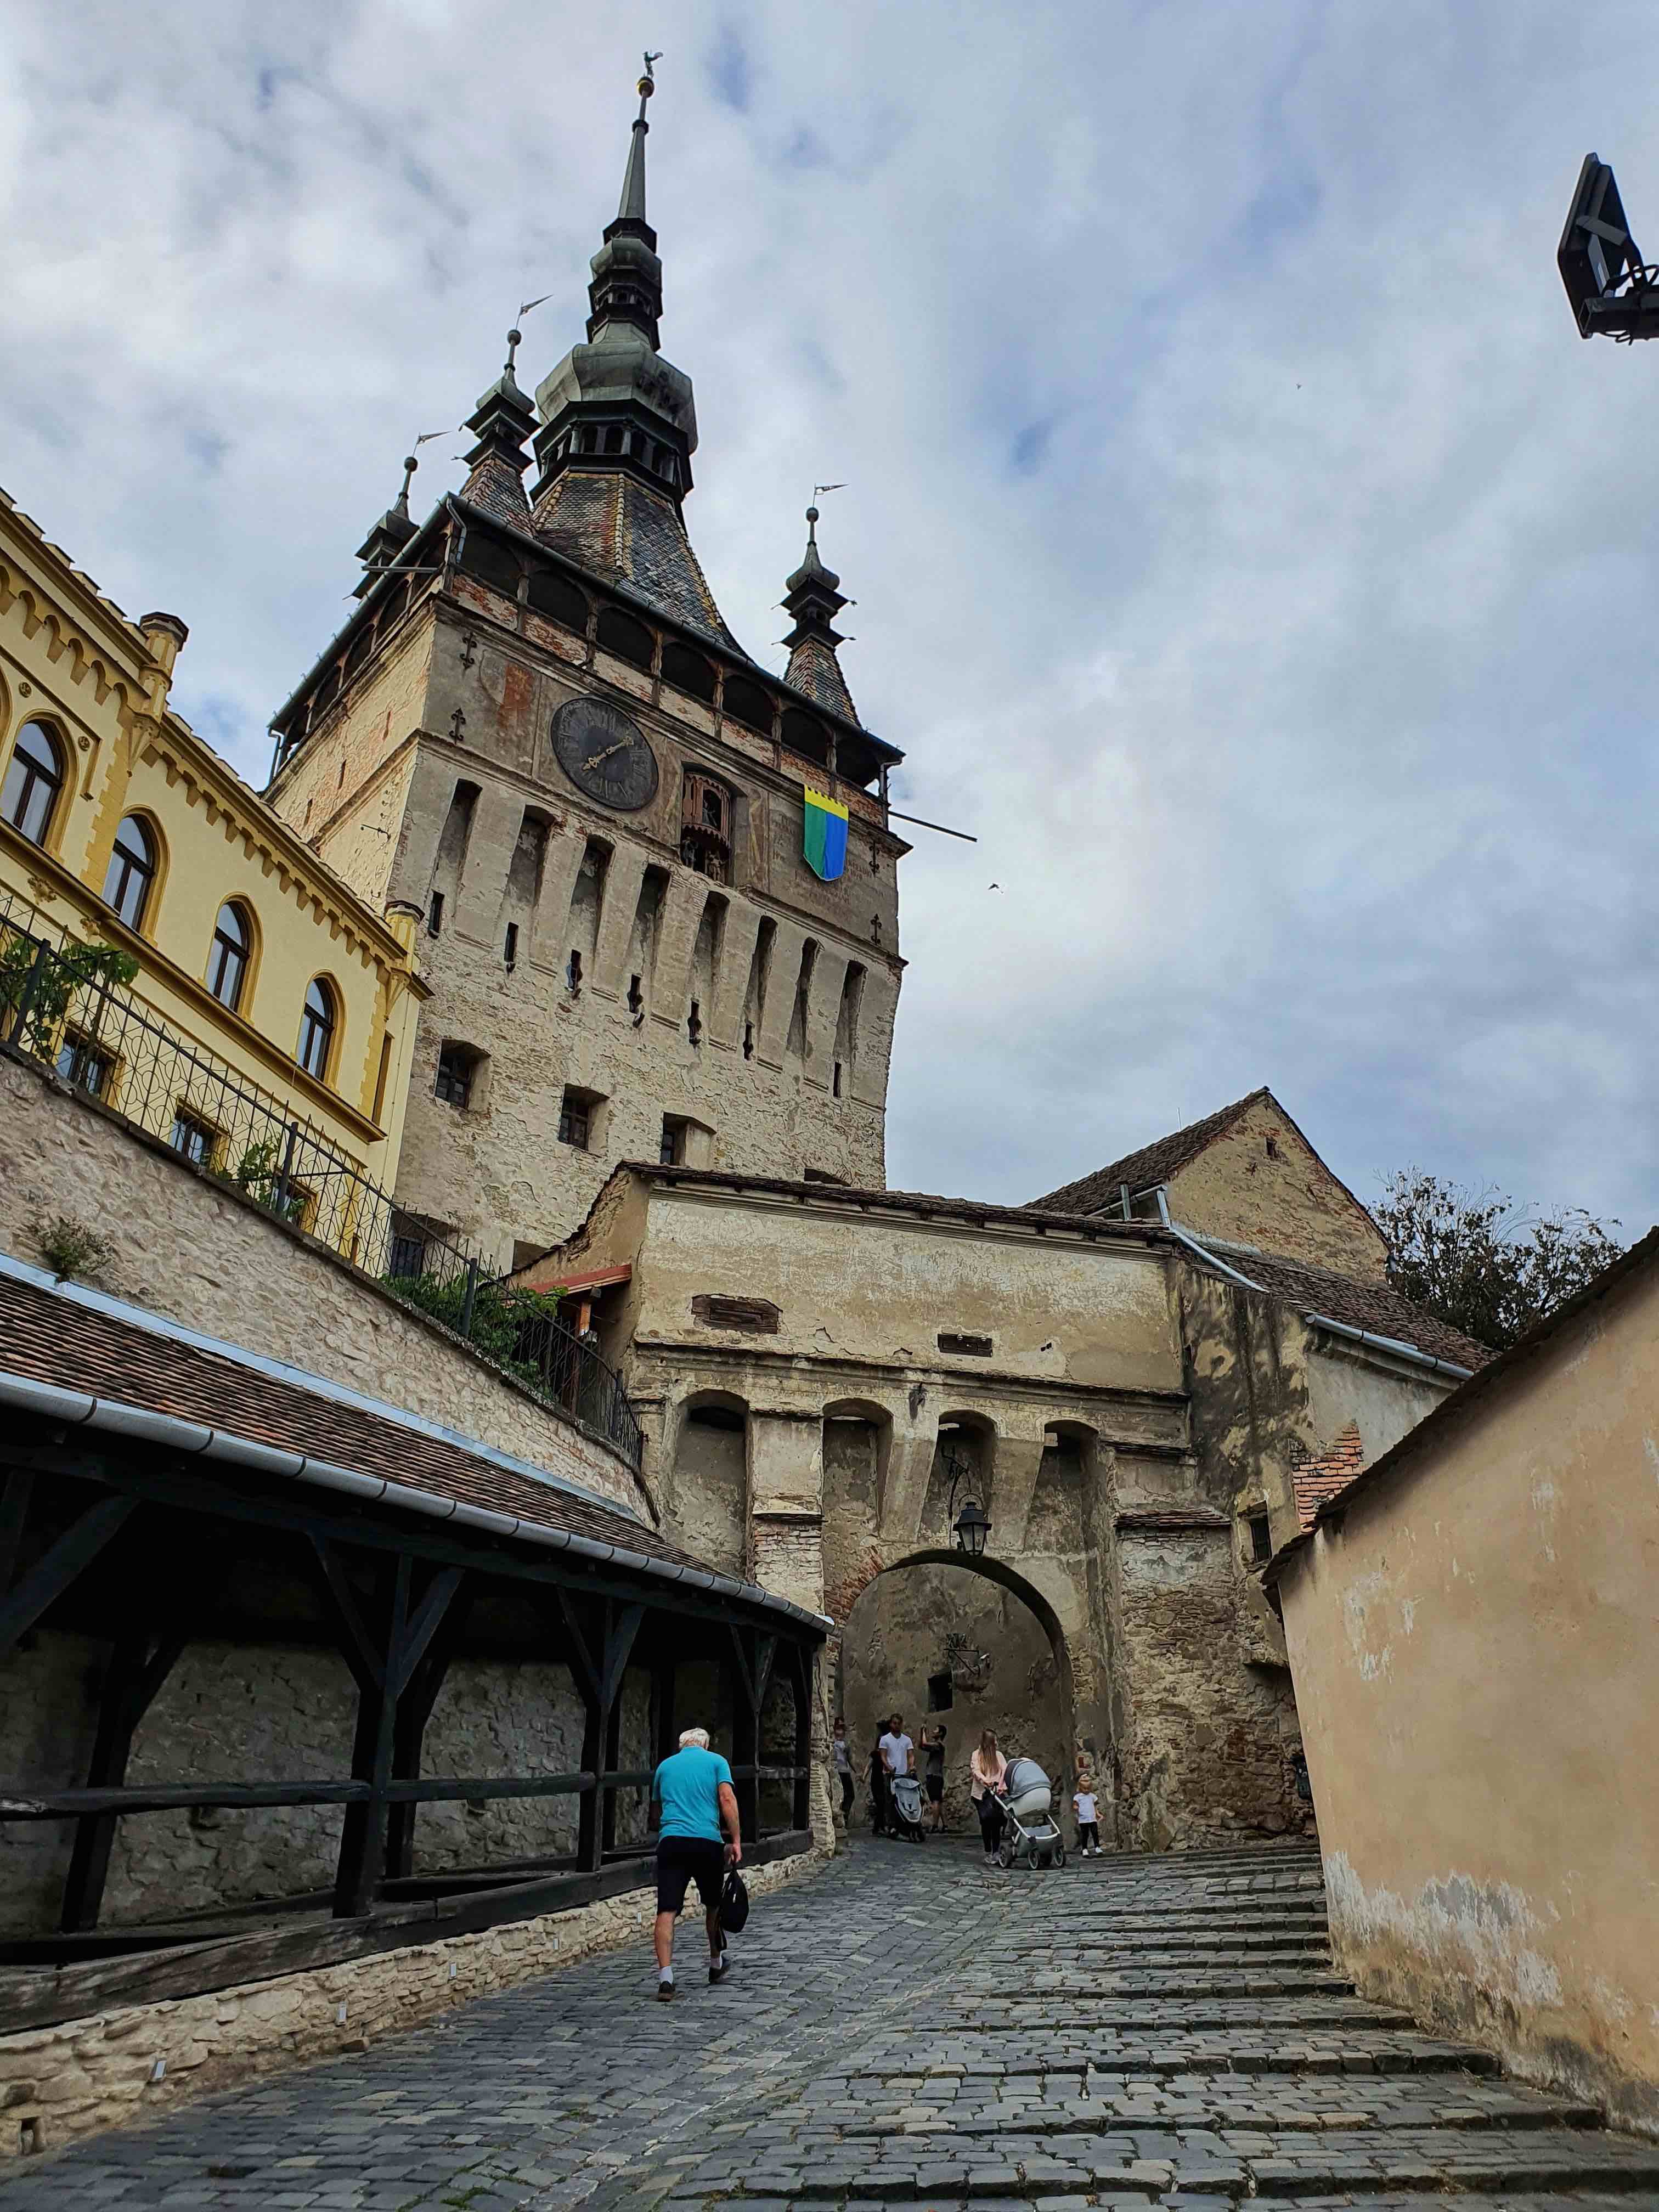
[888,1770,927,1844]
[996,1757,1065,1869]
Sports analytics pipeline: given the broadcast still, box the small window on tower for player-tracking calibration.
[660,1116,685,1166]
[1246,1511,1272,1565]
[503,922,518,972]
[743,1020,754,1060]
[427,891,444,938]
[435,1044,483,1110]
[680,769,732,882]
[1265,1133,1281,1160]
[628,973,645,1022]
[558,1088,592,1150]
[566,949,583,996]
[687,1000,702,1046]
[833,1060,843,1098]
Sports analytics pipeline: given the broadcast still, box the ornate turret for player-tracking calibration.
[530,56,698,509]
[458,329,537,524]
[353,455,420,598]
[782,505,860,725]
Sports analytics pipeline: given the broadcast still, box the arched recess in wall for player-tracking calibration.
[667,1390,748,1582]
[839,1547,1076,1831]
[821,1398,894,1574]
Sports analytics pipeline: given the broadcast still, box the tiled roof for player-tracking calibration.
[785,635,860,725]
[531,470,742,651]
[1291,1421,1365,1531]
[0,1268,726,1578]
[1233,1246,1490,1372]
[459,452,531,527]
[1030,1090,1271,1214]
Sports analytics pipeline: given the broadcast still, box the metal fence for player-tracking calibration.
[0,905,643,1469]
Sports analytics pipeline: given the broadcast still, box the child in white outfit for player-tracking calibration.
[1073,1778,1101,1856]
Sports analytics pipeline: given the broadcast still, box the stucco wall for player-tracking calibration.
[0,1047,650,1520]
[1278,1253,1659,2136]
[1169,1095,1387,1282]
[0,503,420,1179]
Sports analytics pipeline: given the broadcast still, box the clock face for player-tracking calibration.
[550,697,659,812]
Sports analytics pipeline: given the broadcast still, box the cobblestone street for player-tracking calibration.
[5,1837,1656,2211]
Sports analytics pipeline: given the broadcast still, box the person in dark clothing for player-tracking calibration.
[832,1715,854,1822]
[921,1723,947,1831]
[868,1727,889,1836]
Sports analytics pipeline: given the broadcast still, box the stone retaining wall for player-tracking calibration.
[0,1047,649,1518]
[0,1845,827,2164]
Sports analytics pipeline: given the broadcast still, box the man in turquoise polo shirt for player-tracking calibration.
[651,1725,742,2000]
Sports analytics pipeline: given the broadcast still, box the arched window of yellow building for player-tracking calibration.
[103,815,157,930]
[207,901,251,1011]
[297,976,337,1081]
[2,721,65,847]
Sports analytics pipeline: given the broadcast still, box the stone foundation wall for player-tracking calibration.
[0,1632,654,1938]
[0,1846,827,2164]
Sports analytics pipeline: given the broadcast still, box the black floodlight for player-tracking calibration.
[1559,153,1659,340]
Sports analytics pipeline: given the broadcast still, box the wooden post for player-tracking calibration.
[59,1628,188,1932]
[332,1551,411,1918]
[789,1641,812,1833]
[386,1572,472,1882]
[729,1625,760,1845]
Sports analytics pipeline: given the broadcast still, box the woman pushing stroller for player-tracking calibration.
[970,1730,1007,1867]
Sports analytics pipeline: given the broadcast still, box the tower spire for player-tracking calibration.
[529,55,699,511]
[458,326,537,523]
[783,497,860,726]
[353,453,420,598]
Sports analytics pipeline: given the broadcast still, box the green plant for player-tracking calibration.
[0,935,138,1054]
[382,1269,570,1391]
[221,1138,307,1223]
[1373,1170,1624,1351]
[35,1212,114,1282]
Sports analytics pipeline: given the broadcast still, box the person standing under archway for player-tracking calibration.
[970,1729,1007,1867]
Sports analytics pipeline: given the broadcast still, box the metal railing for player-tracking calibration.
[0,905,643,1469]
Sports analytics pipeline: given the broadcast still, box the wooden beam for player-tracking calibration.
[0,1469,35,1595]
[59,1627,188,1933]
[2,1442,823,1644]
[0,1493,137,1651]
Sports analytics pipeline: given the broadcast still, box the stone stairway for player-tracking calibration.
[670,1839,1659,2209]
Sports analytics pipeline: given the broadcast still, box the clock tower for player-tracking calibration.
[264,67,907,1266]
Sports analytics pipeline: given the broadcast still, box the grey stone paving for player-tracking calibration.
[5,1837,1657,2209]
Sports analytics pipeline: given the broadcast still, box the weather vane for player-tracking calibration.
[639,49,663,116]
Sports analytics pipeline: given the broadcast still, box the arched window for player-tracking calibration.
[101,815,156,930]
[206,902,251,1011]
[297,977,337,1080]
[2,721,65,846]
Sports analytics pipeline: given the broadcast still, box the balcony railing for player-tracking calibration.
[0,904,643,1470]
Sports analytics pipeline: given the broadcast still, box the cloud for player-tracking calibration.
[1,0,1655,1239]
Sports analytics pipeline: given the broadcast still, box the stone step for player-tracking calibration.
[949,1973,1361,2003]
[729,2128,1659,2203]
[825,2090,1605,2141]
[849,2038,1503,2078]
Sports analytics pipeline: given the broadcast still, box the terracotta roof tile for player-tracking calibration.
[1232,1246,1490,1372]
[0,1270,724,1578]
[1291,1420,1365,1531]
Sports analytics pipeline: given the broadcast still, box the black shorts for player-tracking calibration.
[656,1836,725,1914]
[925,1774,944,1802]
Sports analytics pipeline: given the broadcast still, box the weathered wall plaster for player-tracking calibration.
[1278,1254,1659,2136]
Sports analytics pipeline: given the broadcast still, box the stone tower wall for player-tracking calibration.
[270,578,904,1262]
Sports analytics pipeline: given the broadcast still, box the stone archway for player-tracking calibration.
[838,1548,1078,1837]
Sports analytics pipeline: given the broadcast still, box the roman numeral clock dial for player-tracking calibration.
[550,698,659,811]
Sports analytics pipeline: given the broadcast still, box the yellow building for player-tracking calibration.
[0,484,425,1238]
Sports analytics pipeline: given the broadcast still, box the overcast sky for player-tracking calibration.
[4,2,1657,1231]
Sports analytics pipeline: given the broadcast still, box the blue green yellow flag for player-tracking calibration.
[802,787,849,881]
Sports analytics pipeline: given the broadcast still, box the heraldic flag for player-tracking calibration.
[802,787,849,881]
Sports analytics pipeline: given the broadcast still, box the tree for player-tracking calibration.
[1373,1170,1624,1352]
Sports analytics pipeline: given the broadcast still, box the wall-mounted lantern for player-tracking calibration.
[942,1440,992,1558]
[952,1498,992,1558]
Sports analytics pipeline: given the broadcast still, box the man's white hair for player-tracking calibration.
[678,1725,711,1750]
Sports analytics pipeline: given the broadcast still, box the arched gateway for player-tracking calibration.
[524,1164,1464,1851]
